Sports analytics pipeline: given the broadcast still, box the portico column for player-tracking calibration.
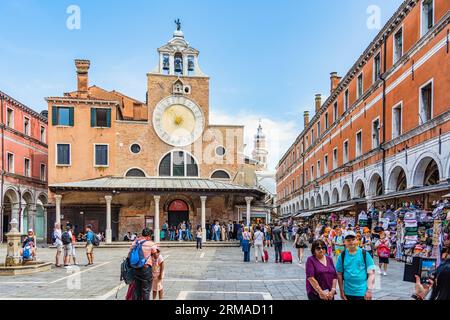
[245,197,253,227]
[267,209,271,224]
[11,203,20,231]
[105,195,112,244]
[28,204,37,233]
[54,195,62,226]
[154,196,161,243]
[19,204,24,234]
[201,196,207,243]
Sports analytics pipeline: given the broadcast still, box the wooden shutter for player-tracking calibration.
[69,107,74,126]
[106,109,111,127]
[91,108,96,127]
[52,106,57,125]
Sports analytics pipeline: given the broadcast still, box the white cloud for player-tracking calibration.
[210,109,300,171]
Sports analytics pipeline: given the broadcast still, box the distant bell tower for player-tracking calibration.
[252,121,269,169]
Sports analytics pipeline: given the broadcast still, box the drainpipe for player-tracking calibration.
[380,35,387,195]
[1,94,4,243]
[302,137,305,208]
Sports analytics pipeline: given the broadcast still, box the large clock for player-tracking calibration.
[153,96,205,147]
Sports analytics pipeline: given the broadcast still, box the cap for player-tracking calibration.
[27,229,34,233]
[344,230,357,239]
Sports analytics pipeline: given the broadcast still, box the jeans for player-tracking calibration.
[169,231,175,241]
[196,237,202,249]
[206,229,210,240]
[244,250,250,262]
[228,231,233,240]
[215,231,220,241]
[134,266,153,300]
[186,230,193,241]
[178,230,183,241]
[274,243,282,262]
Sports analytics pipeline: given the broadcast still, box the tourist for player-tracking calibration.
[242,227,251,262]
[361,228,374,257]
[253,225,265,263]
[221,223,227,241]
[375,231,391,276]
[62,226,73,267]
[227,221,234,241]
[128,228,156,300]
[373,222,384,240]
[413,263,450,300]
[314,223,322,240]
[124,232,131,241]
[85,224,95,266]
[162,221,168,241]
[71,229,78,265]
[233,221,240,240]
[272,222,286,263]
[264,224,272,247]
[53,223,63,267]
[130,232,137,241]
[151,248,165,300]
[177,223,183,241]
[305,240,338,300]
[21,229,36,261]
[214,222,221,242]
[185,222,193,241]
[336,230,376,300]
[319,228,331,257]
[196,226,203,250]
[237,223,243,247]
[205,221,211,240]
[332,228,345,257]
[293,227,308,264]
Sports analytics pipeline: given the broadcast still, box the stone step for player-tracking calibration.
[47,241,241,249]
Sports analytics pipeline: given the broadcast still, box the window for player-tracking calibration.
[126,168,146,177]
[7,153,14,173]
[333,148,338,169]
[325,113,329,130]
[344,90,349,112]
[40,126,46,143]
[311,166,314,182]
[56,144,70,166]
[392,104,402,139]
[343,141,349,163]
[419,81,433,124]
[317,161,321,179]
[317,121,321,138]
[211,170,231,180]
[130,144,141,154]
[159,151,199,177]
[24,117,30,136]
[324,155,329,174]
[6,108,14,128]
[356,131,362,157]
[372,119,380,149]
[374,53,381,83]
[91,108,111,128]
[24,158,31,177]
[52,106,74,126]
[421,0,434,36]
[333,102,338,122]
[311,129,315,144]
[40,164,46,181]
[305,170,309,183]
[357,74,363,98]
[393,27,403,64]
[94,144,109,166]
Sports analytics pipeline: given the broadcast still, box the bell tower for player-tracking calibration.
[252,121,269,169]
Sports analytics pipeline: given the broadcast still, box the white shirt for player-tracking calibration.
[53,229,63,246]
[253,231,264,245]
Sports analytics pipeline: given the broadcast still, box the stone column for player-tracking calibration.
[201,196,207,243]
[43,207,48,243]
[245,197,253,227]
[28,204,37,233]
[169,55,175,75]
[10,203,20,233]
[154,196,161,243]
[19,205,24,234]
[54,195,62,226]
[267,209,271,224]
[105,195,112,244]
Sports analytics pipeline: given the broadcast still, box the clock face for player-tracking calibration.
[153,96,205,147]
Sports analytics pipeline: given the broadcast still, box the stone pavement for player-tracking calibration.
[0,242,416,300]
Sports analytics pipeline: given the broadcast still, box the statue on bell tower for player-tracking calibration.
[175,19,181,31]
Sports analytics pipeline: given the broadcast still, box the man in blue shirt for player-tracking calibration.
[336,230,376,300]
[85,224,95,266]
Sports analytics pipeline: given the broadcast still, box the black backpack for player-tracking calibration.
[61,231,71,245]
[120,258,136,284]
[340,249,368,280]
[92,234,100,246]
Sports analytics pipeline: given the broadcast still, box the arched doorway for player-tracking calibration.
[168,200,189,228]
[354,180,366,199]
[413,157,440,187]
[388,166,407,192]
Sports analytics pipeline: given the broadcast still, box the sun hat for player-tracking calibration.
[344,230,357,239]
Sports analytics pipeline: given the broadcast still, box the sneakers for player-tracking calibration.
[383,272,387,276]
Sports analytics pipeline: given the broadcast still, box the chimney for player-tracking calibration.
[330,72,341,93]
[315,94,322,113]
[75,59,91,93]
[304,111,310,128]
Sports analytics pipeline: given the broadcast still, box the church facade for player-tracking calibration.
[46,27,268,243]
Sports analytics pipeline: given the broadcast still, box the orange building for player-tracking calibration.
[276,0,450,221]
[46,27,269,243]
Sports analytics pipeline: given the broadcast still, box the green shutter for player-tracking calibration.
[52,106,57,126]
[69,107,74,126]
[106,109,111,127]
[91,108,96,127]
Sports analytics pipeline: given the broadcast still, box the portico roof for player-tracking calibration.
[49,176,265,197]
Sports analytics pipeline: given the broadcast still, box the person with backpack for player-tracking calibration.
[361,228,374,257]
[272,221,286,263]
[293,227,308,264]
[85,224,96,266]
[21,229,36,261]
[62,226,73,267]
[336,230,376,300]
[53,223,63,267]
[375,231,390,276]
[128,228,156,300]
[332,228,345,257]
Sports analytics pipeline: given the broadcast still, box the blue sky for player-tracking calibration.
[0,0,403,169]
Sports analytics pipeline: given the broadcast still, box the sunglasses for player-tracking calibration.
[315,246,327,251]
